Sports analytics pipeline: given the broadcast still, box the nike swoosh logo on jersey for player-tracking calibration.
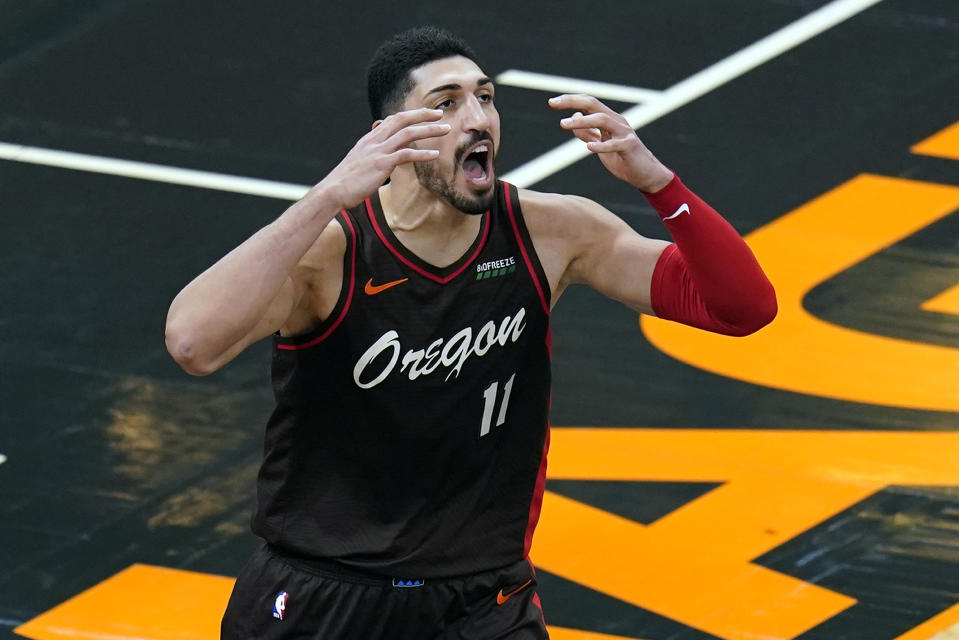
[365,277,409,295]
[496,579,532,605]
[663,202,690,220]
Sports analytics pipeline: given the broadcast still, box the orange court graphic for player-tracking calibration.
[921,282,959,315]
[640,173,959,411]
[11,563,640,640]
[17,428,959,640]
[911,120,959,161]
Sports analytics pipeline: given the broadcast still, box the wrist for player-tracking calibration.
[641,173,693,221]
[635,164,675,194]
[304,180,348,213]
[279,183,343,235]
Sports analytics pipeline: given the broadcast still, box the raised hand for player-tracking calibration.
[320,108,451,210]
[548,94,673,193]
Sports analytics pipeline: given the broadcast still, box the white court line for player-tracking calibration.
[496,70,662,104]
[0,141,310,201]
[502,0,886,187]
[0,0,883,198]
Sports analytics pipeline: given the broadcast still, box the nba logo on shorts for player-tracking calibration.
[273,591,288,620]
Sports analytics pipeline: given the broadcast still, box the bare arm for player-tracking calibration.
[539,94,776,335]
[563,197,670,314]
[165,108,452,375]
[164,201,336,375]
[520,190,668,314]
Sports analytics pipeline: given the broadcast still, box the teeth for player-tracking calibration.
[474,144,488,153]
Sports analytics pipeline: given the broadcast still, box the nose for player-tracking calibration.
[461,94,491,132]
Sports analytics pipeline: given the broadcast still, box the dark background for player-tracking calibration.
[2,1,958,638]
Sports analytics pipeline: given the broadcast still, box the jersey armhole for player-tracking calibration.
[502,182,551,314]
[274,211,357,351]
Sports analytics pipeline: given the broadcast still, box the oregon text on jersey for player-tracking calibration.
[352,307,527,388]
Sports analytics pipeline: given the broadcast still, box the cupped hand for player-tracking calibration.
[320,108,451,209]
[549,94,672,193]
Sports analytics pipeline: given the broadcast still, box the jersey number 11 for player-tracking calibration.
[480,373,515,437]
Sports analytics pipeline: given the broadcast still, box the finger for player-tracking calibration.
[373,108,444,141]
[570,126,602,144]
[547,93,616,117]
[387,147,440,165]
[559,111,620,133]
[586,138,634,153]
[387,122,452,149]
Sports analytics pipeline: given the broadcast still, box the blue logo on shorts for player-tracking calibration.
[273,591,288,620]
[392,578,425,588]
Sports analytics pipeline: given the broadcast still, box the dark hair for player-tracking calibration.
[367,26,480,120]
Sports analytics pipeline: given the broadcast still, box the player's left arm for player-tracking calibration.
[548,94,777,336]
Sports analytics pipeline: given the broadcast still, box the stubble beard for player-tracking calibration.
[412,139,495,216]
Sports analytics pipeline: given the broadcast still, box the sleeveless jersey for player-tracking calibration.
[251,181,552,578]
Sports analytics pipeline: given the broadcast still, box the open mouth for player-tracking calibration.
[460,141,493,187]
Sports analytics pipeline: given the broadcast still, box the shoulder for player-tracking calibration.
[515,187,602,220]
[515,187,623,249]
[512,186,667,299]
[509,188,617,299]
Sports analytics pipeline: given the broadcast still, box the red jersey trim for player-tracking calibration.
[505,182,551,555]
[524,421,550,557]
[276,212,357,351]
[532,592,545,622]
[503,184,549,315]
[365,199,491,284]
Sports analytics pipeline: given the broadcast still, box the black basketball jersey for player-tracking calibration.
[251,181,552,578]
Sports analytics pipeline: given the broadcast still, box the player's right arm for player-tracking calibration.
[165,108,451,375]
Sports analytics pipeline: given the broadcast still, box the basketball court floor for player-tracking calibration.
[2,1,959,638]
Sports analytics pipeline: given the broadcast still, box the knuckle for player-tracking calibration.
[392,111,416,126]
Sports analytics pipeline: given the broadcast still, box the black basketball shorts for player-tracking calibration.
[221,543,550,639]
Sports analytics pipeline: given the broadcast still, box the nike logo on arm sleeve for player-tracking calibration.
[662,202,690,220]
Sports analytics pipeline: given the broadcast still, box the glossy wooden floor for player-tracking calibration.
[2,1,958,639]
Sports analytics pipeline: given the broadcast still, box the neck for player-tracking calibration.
[378,167,485,269]
[379,167,477,233]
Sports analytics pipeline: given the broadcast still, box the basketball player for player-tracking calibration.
[165,26,776,640]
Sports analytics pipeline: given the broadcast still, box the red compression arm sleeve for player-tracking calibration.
[644,174,777,336]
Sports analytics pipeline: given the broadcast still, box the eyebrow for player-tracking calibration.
[424,77,494,97]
